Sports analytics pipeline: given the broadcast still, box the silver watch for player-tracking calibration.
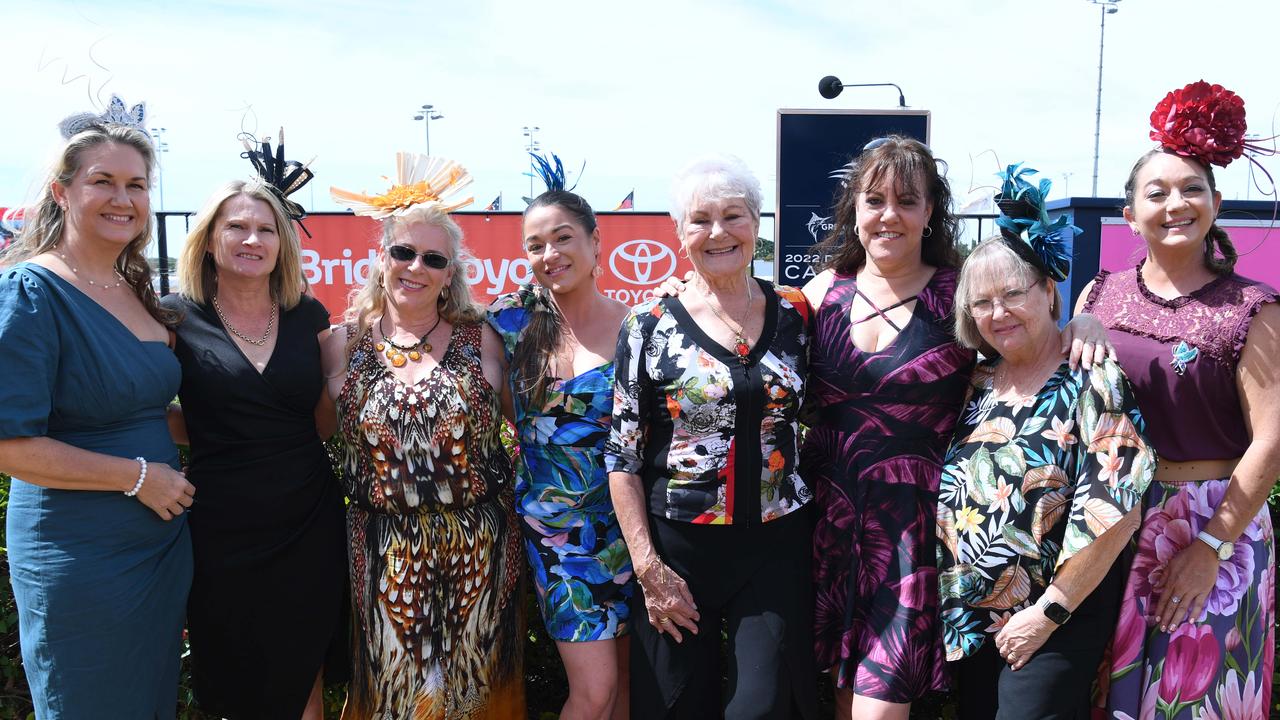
[1197,530,1234,561]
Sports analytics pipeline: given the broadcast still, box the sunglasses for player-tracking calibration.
[387,245,450,269]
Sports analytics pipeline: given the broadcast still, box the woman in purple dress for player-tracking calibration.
[802,137,1111,719]
[1083,82,1278,720]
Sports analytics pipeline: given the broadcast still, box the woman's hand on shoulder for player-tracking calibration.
[1061,311,1115,371]
[653,271,694,299]
[134,463,196,521]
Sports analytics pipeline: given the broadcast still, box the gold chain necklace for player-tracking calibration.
[700,278,754,363]
[212,295,277,347]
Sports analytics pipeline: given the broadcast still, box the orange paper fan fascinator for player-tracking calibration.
[329,153,474,218]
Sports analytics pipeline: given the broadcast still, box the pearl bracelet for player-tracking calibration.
[125,457,148,497]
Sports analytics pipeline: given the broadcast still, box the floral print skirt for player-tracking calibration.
[1099,477,1275,720]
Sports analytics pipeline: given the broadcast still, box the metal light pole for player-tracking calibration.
[149,127,170,211]
[1087,0,1120,197]
[522,126,541,197]
[413,104,444,155]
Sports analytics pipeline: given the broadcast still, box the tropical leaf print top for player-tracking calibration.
[605,279,812,526]
[936,357,1155,661]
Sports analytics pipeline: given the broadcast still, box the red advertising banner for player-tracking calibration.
[298,211,692,322]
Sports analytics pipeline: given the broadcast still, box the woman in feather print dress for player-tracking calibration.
[324,159,524,719]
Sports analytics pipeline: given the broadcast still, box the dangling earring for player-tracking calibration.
[592,265,603,278]
[678,245,689,259]
[852,227,860,239]
[440,285,450,301]
[922,226,933,238]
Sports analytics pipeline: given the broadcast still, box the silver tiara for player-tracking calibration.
[57,95,148,140]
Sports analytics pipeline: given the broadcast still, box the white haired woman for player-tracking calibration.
[0,117,194,717]
[324,157,524,718]
[605,154,818,719]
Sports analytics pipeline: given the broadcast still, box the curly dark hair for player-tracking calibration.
[815,135,960,274]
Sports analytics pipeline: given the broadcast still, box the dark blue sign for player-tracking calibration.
[775,110,930,284]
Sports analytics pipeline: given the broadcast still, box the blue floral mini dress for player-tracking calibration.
[488,286,633,641]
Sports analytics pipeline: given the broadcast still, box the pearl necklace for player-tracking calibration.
[57,245,127,290]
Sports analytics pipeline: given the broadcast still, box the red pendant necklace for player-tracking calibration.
[702,278,754,363]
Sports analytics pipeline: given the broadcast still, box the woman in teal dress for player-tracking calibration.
[0,119,195,717]
[488,188,634,719]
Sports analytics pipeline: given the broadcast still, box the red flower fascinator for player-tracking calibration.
[1149,81,1273,168]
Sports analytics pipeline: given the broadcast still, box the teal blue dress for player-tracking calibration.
[0,263,192,719]
[488,286,633,641]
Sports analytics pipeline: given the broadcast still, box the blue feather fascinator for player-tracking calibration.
[993,163,1079,283]
[526,151,584,202]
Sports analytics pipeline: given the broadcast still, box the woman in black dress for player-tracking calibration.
[163,166,347,719]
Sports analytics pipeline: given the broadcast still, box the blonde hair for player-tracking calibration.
[343,203,481,354]
[954,237,1063,353]
[177,180,308,308]
[0,124,175,325]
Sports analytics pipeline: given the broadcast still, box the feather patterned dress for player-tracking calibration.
[338,322,524,719]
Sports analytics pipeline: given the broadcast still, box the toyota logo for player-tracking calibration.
[609,239,677,285]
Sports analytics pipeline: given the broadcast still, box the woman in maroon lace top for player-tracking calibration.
[1080,82,1279,720]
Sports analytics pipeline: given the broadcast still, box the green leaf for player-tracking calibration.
[1001,524,1041,559]
[968,448,997,505]
[994,444,1026,477]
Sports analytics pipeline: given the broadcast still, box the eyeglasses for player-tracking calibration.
[967,284,1035,318]
[387,245,450,269]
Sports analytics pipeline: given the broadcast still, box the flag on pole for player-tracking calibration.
[614,190,634,211]
[484,193,502,211]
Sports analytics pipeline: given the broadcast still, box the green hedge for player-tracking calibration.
[0,471,1277,719]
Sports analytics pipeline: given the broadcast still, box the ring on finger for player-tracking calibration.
[1171,596,1181,604]
[659,616,670,624]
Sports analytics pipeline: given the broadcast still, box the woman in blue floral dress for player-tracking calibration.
[488,189,634,719]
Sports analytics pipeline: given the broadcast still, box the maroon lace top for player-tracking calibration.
[1082,263,1277,462]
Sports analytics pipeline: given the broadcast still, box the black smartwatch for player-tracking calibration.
[1037,596,1072,625]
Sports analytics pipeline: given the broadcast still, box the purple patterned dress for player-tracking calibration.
[1085,264,1276,720]
[803,267,975,702]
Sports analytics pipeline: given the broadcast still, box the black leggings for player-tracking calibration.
[630,507,817,720]
[952,559,1125,720]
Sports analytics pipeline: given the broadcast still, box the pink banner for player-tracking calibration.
[1098,219,1280,288]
